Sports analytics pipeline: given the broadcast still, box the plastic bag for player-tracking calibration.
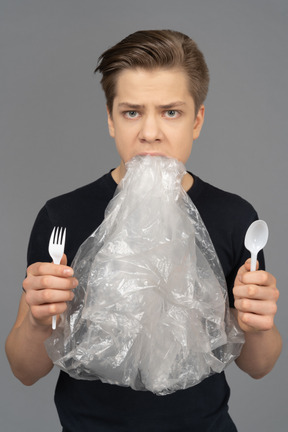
[45,155,244,395]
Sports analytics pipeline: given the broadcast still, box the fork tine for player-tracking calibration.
[55,227,60,244]
[49,226,56,247]
[61,227,66,246]
[58,227,65,245]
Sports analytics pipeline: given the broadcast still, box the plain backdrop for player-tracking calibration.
[1,1,287,431]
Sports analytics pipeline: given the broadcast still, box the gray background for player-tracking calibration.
[1,0,287,431]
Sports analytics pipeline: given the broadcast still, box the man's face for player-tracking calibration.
[107,68,205,181]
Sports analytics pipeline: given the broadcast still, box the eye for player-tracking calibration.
[164,110,180,118]
[124,111,140,119]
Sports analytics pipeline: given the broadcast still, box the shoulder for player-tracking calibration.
[47,172,115,207]
[27,172,117,266]
[44,172,117,221]
[190,175,258,225]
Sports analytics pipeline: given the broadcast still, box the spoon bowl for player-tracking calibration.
[244,220,269,271]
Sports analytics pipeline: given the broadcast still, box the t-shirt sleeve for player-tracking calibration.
[26,205,54,267]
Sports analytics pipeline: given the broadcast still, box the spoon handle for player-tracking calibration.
[250,252,257,272]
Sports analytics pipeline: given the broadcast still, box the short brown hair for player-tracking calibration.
[95,29,209,115]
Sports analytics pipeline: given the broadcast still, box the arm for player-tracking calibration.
[5,255,77,386]
[232,259,282,379]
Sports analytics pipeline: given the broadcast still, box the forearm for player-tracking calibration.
[235,320,282,379]
[5,310,54,386]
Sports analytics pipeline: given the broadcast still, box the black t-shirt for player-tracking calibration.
[27,172,264,432]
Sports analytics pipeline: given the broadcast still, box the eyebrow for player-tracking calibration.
[118,101,186,109]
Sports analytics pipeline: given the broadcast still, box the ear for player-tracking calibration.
[193,105,205,140]
[107,106,115,138]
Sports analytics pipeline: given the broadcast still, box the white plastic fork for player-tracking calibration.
[48,226,66,329]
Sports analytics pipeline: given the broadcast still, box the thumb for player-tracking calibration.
[60,253,68,266]
[234,259,252,286]
[235,262,246,285]
[235,258,259,285]
[243,258,259,272]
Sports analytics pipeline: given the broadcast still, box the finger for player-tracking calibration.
[60,253,68,266]
[240,270,276,287]
[27,261,74,278]
[237,311,274,332]
[28,286,75,306]
[31,301,70,322]
[233,284,279,301]
[24,273,78,294]
[234,298,278,316]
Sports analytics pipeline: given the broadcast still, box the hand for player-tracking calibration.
[233,259,279,333]
[22,254,78,327]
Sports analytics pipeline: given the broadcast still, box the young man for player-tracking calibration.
[6,30,281,431]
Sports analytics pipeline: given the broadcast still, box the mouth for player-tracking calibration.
[138,152,167,157]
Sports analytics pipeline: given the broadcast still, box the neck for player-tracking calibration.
[182,172,194,191]
[111,163,125,184]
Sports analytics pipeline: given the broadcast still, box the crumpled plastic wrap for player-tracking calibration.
[45,155,244,395]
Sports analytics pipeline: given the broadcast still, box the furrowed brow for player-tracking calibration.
[159,102,186,109]
[118,102,186,110]
[118,103,144,109]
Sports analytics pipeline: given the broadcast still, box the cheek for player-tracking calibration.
[116,125,139,147]
[175,141,194,163]
[113,130,136,160]
[178,147,193,164]
[172,127,194,149]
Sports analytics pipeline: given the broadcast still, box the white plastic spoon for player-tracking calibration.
[244,220,269,271]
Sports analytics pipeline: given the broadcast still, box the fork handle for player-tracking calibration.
[52,315,57,330]
[52,258,61,329]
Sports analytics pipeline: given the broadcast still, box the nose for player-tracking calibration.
[139,114,162,143]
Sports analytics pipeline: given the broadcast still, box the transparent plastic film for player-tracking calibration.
[45,156,244,395]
